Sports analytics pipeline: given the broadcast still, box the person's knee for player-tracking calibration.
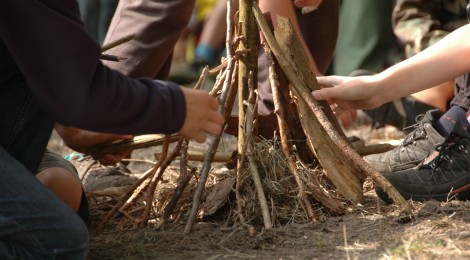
[36,167,83,212]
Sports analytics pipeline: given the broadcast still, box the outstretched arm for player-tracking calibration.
[313,24,470,114]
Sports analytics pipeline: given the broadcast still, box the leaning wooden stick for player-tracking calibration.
[245,71,273,229]
[184,0,236,234]
[265,44,317,222]
[237,0,259,194]
[253,6,364,203]
[266,64,341,212]
[253,5,411,213]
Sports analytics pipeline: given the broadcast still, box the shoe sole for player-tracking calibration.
[375,184,470,203]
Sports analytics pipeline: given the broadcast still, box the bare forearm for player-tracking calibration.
[377,24,470,103]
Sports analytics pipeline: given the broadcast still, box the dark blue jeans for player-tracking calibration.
[0,85,88,258]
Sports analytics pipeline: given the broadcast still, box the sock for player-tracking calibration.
[435,106,470,137]
[195,43,216,64]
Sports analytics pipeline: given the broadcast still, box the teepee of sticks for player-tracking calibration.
[88,0,410,233]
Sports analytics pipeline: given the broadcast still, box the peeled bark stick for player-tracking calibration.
[265,45,316,222]
[273,16,343,136]
[276,72,345,214]
[253,5,410,212]
[292,86,410,210]
[184,0,237,234]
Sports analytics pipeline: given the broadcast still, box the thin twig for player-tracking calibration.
[184,0,235,234]
[210,69,228,96]
[96,136,170,230]
[119,137,172,213]
[245,71,272,229]
[100,54,127,62]
[195,66,210,90]
[140,138,182,227]
[156,168,195,229]
[101,33,136,52]
[209,61,228,75]
[121,158,156,165]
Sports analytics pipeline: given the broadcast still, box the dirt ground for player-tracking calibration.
[49,122,470,260]
[86,193,470,260]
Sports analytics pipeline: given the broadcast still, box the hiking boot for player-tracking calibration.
[375,122,470,203]
[364,109,445,173]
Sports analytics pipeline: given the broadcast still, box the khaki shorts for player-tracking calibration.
[38,150,89,224]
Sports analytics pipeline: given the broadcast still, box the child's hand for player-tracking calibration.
[179,87,224,143]
[313,75,384,116]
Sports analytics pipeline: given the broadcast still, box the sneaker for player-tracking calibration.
[364,109,445,173]
[375,122,470,203]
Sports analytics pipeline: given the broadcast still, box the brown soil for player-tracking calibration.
[49,123,470,259]
[87,194,470,260]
